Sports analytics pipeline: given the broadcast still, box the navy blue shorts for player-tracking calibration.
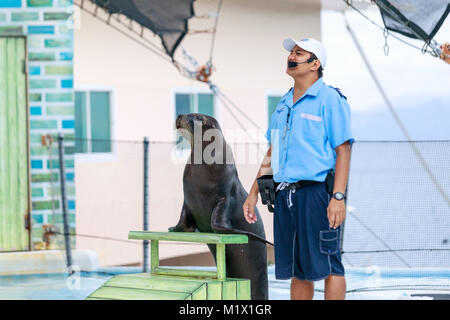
[273,182,345,281]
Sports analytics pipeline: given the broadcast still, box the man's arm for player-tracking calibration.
[328,140,352,229]
[243,145,272,224]
[333,140,351,194]
[248,145,273,197]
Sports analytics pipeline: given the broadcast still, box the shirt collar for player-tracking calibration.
[306,77,324,97]
[281,77,324,106]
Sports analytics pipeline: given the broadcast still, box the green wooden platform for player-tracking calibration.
[86,232,251,300]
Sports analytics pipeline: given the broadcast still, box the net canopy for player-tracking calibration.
[343,141,450,269]
[374,0,450,42]
[90,0,196,58]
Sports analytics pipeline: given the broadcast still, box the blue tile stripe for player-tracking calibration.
[31,160,43,169]
[0,0,22,7]
[61,79,73,88]
[59,52,73,61]
[30,106,42,115]
[29,66,41,75]
[68,200,75,210]
[28,25,54,34]
[62,119,74,128]
[33,214,43,224]
[66,172,74,181]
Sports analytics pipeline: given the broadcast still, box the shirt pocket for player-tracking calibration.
[299,112,324,140]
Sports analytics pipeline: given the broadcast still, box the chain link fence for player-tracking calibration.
[43,137,450,281]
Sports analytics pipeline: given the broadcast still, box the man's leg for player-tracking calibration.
[324,275,346,300]
[291,277,314,300]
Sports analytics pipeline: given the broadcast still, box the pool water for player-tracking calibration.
[1,266,449,300]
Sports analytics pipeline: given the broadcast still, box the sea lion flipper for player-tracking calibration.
[169,203,196,232]
[211,196,274,246]
[215,226,274,246]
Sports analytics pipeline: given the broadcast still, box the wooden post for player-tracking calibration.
[216,243,226,280]
[150,240,159,274]
[128,231,248,279]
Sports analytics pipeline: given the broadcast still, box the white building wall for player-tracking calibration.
[74,0,321,266]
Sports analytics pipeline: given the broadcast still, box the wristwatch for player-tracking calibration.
[332,192,346,201]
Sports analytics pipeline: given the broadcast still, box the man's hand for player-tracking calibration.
[243,194,259,224]
[327,198,346,229]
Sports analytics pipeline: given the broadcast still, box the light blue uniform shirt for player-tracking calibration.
[265,77,354,183]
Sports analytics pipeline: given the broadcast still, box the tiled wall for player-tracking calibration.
[0,0,75,249]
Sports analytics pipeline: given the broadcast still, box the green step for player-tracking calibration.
[87,286,192,300]
[86,273,250,300]
[128,231,248,244]
[86,232,252,300]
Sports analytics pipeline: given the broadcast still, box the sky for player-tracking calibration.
[320,7,450,140]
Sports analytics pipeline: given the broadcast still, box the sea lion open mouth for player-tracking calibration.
[176,113,219,131]
[175,113,223,150]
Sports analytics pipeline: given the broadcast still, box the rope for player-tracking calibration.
[208,82,264,133]
[73,0,191,71]
[208,84,250,134]
[208,0,223,66]
[75,0,262,138]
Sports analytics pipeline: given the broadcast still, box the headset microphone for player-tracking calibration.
[288,57,316,68]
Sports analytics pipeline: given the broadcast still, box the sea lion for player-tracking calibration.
[169,113,269,300]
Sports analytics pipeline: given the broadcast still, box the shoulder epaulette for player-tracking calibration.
[328,85,347,100]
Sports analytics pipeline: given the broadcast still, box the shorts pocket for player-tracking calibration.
[319,230,339,255]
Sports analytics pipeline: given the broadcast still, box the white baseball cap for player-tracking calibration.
[283,37,327,68]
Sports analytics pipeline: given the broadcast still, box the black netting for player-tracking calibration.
[343,141,450,268]
[91,0,195,58]
[375,0,450,41]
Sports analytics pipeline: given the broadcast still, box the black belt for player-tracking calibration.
[279,179,321,191]
[257,170,334,213]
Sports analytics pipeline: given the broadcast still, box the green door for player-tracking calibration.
[0,37,30,252]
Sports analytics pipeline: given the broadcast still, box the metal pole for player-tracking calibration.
[143,137,150,272]
[57,133,73,274]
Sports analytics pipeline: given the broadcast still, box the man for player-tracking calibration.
[243,38,353,300]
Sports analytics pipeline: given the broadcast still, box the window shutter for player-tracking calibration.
[75,91,88,153]
[90,91,111,153]
[175,93,191,116]
[197,93,214,117]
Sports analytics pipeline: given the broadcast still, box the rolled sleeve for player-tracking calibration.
[324,92,354,150]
